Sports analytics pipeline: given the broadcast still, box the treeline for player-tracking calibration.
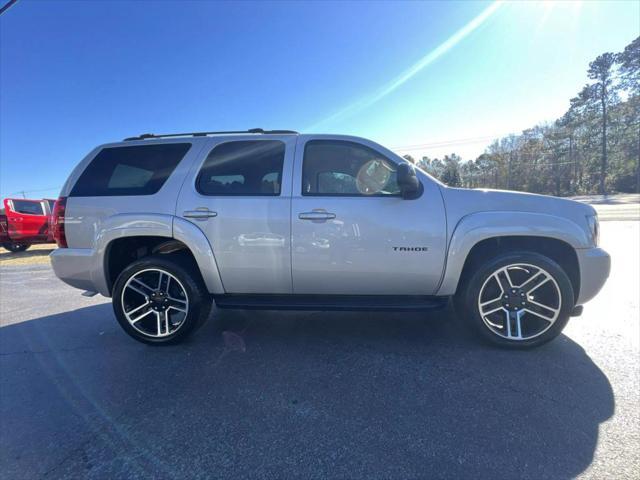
[406,37,639,196]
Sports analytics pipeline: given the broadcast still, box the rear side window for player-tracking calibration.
[70,143,191,197]
[11,200,44,215]
[197,141,285,196]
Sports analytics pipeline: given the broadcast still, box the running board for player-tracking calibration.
[213,294,449,312]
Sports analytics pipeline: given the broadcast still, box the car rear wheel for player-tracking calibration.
[112,255,212,345]
[456,251,574,348]
[2,242,30,253]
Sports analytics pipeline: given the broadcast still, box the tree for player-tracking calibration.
[402,37,639,196]
[616,36,640,192]
[440,154,462,187]
[587,52,616,194]
[617,36,639,93]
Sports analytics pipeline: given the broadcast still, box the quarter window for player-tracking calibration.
[197,141,285,196]
[70,143,191,197]
[302,140,400,196]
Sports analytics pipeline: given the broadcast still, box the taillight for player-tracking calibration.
[52,197,67,248]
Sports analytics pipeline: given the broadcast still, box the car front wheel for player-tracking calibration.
[457,252,574,348]
[112,255,212,345]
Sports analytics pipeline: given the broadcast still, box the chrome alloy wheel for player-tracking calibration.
[477,263,562,341]
[121,268,189,338]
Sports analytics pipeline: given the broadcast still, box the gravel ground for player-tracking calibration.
[0,222,638,479]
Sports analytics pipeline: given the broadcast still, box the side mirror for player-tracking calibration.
[397,163,421,199]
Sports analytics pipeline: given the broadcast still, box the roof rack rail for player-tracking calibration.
[123,128,298,141]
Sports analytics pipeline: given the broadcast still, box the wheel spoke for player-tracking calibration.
[168,304,187,314]
[518,270,543,291]
[168,296,187,305]
[504,309,511,337]
[131,308,154,324]
[132,278,155,294]
[164,311,170,335]
[482,305,505,317]
[510,310,524,339]
[126,284,149,299]
[527,277,551,295]
[155,311,162,336]
[480,298,504,315]
[127,300,150,316]
[494,270,514,292]
[525,299,558,320]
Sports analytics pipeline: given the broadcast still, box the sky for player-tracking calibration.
[0,0,638,198]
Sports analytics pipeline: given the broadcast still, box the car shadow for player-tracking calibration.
[0,303,614,479]
[0,246,55,262]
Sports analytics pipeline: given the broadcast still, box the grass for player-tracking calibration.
[0,244,56,266]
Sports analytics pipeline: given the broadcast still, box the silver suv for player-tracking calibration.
[50,129,610,348]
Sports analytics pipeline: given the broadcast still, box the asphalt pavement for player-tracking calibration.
[0,221,638,479]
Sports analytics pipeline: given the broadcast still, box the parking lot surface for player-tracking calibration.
[1,221,638,479]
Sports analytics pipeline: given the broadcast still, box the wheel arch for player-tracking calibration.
[438,211,585,299]
[96,214,224,296]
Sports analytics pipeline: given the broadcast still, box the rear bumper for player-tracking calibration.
[576,247,610,305]
[50,248,109,296]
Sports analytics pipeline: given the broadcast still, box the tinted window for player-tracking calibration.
[12,200,44,215]
[197,141,285,196]
[70,143,191,197]
[303,140,400,196]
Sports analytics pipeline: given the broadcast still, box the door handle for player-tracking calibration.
[298,211,336,221]
[183,209,217,220]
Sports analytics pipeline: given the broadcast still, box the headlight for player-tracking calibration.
[586,214,599,247]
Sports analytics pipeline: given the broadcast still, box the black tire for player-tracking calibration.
[455,251,574,349]
[112,254,212,345]
[2,242,30,253]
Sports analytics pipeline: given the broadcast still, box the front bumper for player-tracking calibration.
[575,247,610,305]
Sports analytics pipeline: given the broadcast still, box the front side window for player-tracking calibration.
[197,140,285,196]
[11,200,44,215]
[302,140,400,196]
[70,143,191,197]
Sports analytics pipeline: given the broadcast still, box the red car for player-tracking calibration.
[0,198,56,252]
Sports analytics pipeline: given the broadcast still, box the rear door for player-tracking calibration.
[290,136,447,295]
[3,199,48,241]
[176,135,296,294]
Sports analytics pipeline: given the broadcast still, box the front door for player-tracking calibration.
[291,137,447,295]
[176,136,295,294]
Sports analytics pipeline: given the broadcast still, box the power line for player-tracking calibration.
[392,134,501,151]
[6,186,61,197]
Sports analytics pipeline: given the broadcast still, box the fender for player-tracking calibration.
[91,214,225,296]
[437,211,591,296]
[172,216,225,294]
[92,213,174,296]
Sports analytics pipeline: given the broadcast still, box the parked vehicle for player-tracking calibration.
[0,198,55,252]
[50,129,610,348]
